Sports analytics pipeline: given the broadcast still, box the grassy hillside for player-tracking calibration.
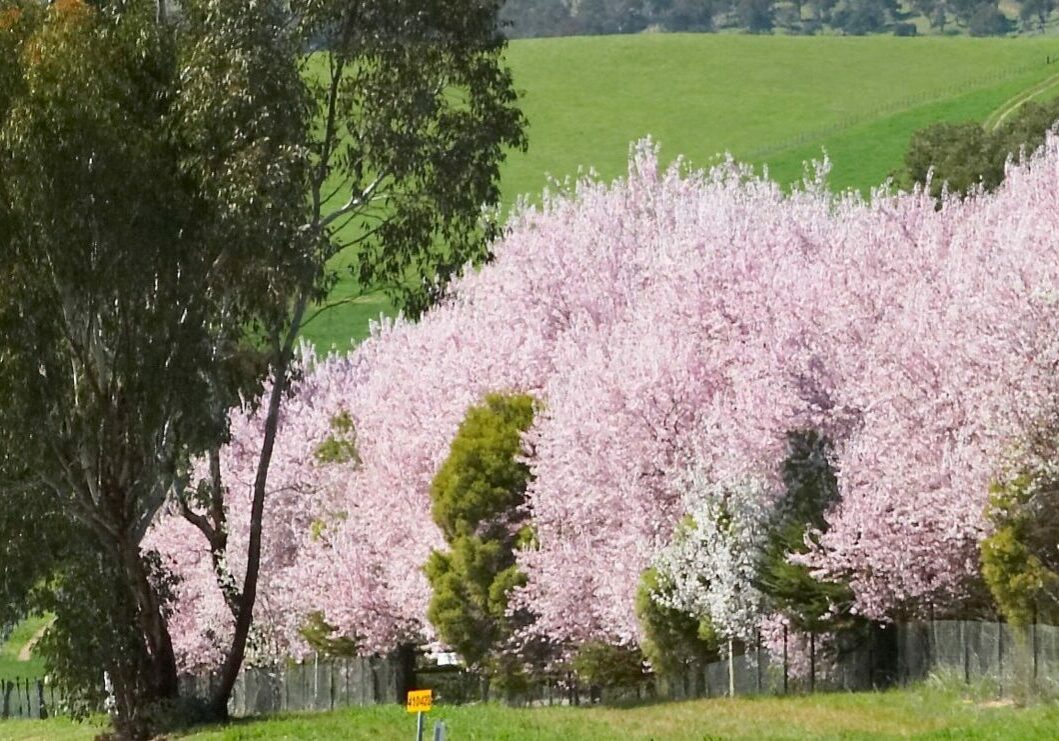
[0,616,49,683]
[301,35,1059,350]
[6,684,1059,739]
[501,35,1059,200]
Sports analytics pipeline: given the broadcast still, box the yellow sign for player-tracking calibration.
[406,689,432,713]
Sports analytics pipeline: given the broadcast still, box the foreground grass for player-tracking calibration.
[173,690,1059,740]
[301,34,1059,351]
[6,685,1059,740]
[0,717,105,741]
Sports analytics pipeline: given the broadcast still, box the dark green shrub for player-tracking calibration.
[757,431,856,633]
[981,475,1059,625]
[571,641,647,690]
[902,96,1059,199]
[969,3,1013,35]
[903,122,1001,198]
[635,567,718,677]
[424,393,536,671]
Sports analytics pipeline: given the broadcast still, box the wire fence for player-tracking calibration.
[652,620,1059,702]
[899,619,1059,696]
[418,620,1059,707]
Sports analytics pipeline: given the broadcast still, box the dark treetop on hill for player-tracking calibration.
[502,0,1031,37]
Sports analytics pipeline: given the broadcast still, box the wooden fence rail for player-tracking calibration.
[5,619,1059,722]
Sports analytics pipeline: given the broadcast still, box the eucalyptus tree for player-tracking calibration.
[0,0,313,731]
[0,0,524,732]
[171,0,527,718]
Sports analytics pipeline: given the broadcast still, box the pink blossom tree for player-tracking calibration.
[803,141,1059,619]
[151,136,1059,670]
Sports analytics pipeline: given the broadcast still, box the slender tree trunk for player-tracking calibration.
[208,301,307,719]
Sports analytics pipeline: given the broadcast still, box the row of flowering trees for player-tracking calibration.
[148,136,1059,675]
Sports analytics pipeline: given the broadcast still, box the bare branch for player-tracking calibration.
[318,172,390,230]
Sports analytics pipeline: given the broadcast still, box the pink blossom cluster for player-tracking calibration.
[149,137,1059,669]
[804,149,1059,619]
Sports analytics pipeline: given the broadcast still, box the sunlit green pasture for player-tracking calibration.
[300,34,1059,351]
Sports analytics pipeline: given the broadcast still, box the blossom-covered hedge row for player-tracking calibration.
[148,137,1059,669]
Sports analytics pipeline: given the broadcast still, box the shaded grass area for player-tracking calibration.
[0,616,49,683]
[5,685,1059,740]
[303,35,1059,352]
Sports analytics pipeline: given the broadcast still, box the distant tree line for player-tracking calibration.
[501,0,1053,38]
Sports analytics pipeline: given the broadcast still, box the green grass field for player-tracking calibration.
[5,684,1059,739]
[0,616,49,684]
[301,34,1059,351]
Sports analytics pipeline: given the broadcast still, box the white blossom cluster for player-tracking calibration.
[653,466,774,643]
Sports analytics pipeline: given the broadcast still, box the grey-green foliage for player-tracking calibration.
[969,2,1015,35]
[500,0,1028,38]
[294,0,528,318]
[1020,0,1056,29]
[424,393,535,670]
[2,0,526,731]
[1,0,527,730]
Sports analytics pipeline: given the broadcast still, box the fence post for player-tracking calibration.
[783,625,789,695]
[962,621,970,685]
[810,632,816,693]
[998,618,1004,698]
[727,638,735,697]
[36,679,46,720]
[756,631,763,695]
[929,609,937,674]
[330,658,336,711]
[1,679,10,719]
[1033,606,1039,687]
[868,626,874,690]
[924,612,933,675]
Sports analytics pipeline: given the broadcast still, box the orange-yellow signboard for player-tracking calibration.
[406,689,432,713]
